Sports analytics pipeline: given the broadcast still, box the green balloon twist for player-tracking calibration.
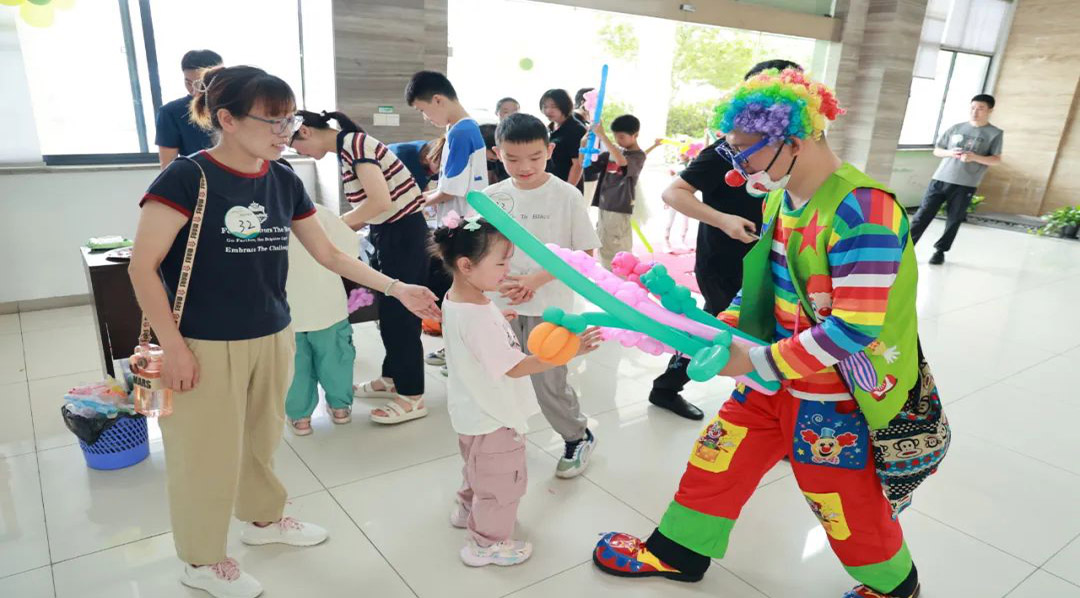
[467,191,779,393]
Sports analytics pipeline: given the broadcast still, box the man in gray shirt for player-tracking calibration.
[910,94,1003,264]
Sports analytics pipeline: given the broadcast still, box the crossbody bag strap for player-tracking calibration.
[138,157,209,345]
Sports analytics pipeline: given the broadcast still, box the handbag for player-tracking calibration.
[863,343,951,518]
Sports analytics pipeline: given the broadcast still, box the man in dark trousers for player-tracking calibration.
[909,94,1003,264]
[648,59,802,420]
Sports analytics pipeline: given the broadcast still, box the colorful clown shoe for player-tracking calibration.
[592,532,702,582]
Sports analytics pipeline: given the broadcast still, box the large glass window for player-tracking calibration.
[15,0,304,163]
[147,0,303,106]
[898,49,991,146]
[447,0,819,139]
[17,2,143,155]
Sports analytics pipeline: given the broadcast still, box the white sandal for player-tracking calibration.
[353,378,397,399]
[370,396,428,425]
[327,404,352,425]
[288,418,313,436]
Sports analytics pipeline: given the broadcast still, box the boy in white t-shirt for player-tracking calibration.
[405,70,488,221]
[486,113,603,479]
[284,205,361,434]
[433,213,600,567]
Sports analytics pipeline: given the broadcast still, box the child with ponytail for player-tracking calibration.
[432,212,601,567]
[291,109,433,424]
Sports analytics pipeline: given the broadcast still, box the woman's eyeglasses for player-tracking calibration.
[248,114,304,136]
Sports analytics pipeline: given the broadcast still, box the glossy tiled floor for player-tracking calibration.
[1,220,1079,598]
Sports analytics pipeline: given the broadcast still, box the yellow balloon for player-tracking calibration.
[0,0,26,6]
[53,0,75,9]
[19,1,53,26]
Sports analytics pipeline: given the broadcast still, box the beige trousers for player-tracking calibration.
[597,209,633,268]
[158,327,295,565]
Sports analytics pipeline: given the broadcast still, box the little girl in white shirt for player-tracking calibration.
[433,210,600,567]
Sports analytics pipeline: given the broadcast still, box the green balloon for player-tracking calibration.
[562,314,587,334]
[27,0,52,5]
[467,190,779,393]
[542,306,565,323]
[519,58,534,71]
[687,344,731,382]
[712,329,733,346]
[641,265,675,294]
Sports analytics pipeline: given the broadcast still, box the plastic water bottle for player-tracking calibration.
[129,344,173,417]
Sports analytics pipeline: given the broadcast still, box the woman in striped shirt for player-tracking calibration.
[291,111,431,425]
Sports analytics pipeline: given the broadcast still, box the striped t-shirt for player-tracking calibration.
[337,131,423,224]
[721,187,907,401]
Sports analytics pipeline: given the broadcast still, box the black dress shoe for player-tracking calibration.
[648,390,705,420]
[928,250,945,265]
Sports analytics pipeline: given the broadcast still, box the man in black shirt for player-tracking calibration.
[648,59,802,421]
[647,140,761,419]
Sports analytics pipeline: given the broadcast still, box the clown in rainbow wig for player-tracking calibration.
[592,68,950,598]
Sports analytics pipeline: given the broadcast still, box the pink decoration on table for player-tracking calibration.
[348,287,375,313]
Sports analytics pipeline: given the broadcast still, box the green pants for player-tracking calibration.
[285,319,356,420]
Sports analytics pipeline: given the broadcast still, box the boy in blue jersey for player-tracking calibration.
[405,71,488,221]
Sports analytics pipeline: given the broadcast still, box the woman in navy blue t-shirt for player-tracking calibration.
[129,65,439,598]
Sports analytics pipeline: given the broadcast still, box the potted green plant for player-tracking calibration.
[1037,206,1080,239]
[936,194,984,216]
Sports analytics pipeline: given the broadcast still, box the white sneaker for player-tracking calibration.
[460,539,533,567]
[181,558,263,598]
[240,517,328,547]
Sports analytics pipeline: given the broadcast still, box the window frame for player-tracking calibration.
[897,48,993,150]
[37,0,304,166]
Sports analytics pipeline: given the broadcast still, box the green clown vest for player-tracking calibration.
[737,163,919,430]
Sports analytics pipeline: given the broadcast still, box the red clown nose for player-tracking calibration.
[724,169,746,187]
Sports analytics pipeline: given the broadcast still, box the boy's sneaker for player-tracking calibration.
[425,348,446,366]
[181,558,263,598]
[556,429,596,479]
[460,539,533,567]
[240,517,328,547]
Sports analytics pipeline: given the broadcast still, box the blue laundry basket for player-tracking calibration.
[78,414,150,470]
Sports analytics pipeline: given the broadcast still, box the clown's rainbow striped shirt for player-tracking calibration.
[720,187,908,401]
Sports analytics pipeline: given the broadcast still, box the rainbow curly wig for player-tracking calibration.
[710,69,845,142]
